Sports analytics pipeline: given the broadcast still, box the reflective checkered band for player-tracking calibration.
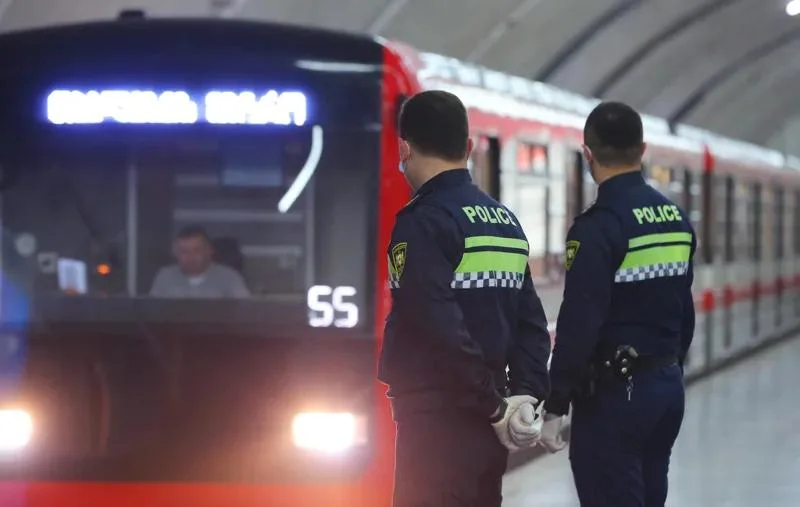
[451,271,524,290]
[388,270,400,289]
[614,261,689,283]
[388,271,524,290]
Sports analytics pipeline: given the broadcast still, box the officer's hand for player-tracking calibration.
[539,412,567,453]
[508,401,543,448]
[490,395,538,452]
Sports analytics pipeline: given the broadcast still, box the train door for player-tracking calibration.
[688,165,715,371]
[794,191,800,319]
[752,183,763,340]
[721,174,734,355]
[568,150,597,223]
[774,185,785,330]
[758,183,776,339]
[645,164,706,369]
[468,135,501,200]
[505,141,566,318]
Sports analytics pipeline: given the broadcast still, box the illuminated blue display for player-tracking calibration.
[46,89,308,126]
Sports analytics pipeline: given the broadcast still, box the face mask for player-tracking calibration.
[398,159,407,174]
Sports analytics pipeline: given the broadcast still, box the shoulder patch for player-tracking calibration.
[390,242,407,279]
[565,240,580,271]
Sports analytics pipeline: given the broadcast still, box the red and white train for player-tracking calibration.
[0,14,796,507]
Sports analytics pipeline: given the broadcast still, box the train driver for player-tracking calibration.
[149,225,251,299]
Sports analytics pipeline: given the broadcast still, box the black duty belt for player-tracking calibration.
[598,345,678,382]
[627,354,678,373]
[577,347,679,400]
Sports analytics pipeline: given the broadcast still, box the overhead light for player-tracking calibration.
[787,0,800,16]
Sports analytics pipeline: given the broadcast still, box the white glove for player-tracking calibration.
[491,395,539,452]
[508,400,544,448]
[539,412,567,453]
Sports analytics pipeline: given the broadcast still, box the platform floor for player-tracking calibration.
[502,336,800,506]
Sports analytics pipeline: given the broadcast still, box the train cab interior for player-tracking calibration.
[0,132,316,307]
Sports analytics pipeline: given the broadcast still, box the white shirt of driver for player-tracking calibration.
[149,262,251,299]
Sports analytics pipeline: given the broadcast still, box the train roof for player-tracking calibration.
[390,47,699,152]
[674,124,786,169]
[388,44,791,170]
[0,16,382,59]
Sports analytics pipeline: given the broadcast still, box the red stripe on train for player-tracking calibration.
[696,275,798,313]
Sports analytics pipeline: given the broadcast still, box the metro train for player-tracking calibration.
[0,13,797,507]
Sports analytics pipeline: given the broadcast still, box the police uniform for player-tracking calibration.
[545,170,696,507]
[378,169,551,507]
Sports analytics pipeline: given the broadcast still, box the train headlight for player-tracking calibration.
[0,409,33,453]
[291,412,366,453]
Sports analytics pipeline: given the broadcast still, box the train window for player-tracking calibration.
[0,127,379,331]
[775,187,784,259]
[470,135,501,199]
[646,165,684,206]
[796,191,800,255]
[724,176,734,262]
[516,143,548,176]
[683,170,693,214]
[731,179,752,261]
[786,191,795,259]
[548,167,567,281]
[752,183,763,261]
[761,185,774,261]
[688,171,705,264]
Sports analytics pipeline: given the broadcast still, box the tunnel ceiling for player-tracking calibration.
[2,0,798,147]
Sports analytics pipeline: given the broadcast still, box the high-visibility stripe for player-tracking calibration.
[464,235,529,252]
[455,251,529,275]
[619,244,691,270]
[628,232,691,249]
[387,235,530,291]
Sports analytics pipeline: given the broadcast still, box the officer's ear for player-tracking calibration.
[399,138,411,163]
[465,137,474,160]
[640,142,647,158]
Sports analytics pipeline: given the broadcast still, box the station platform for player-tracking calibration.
[502,335,800,506]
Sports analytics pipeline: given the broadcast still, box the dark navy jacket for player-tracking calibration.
[545,170,696,416]
[377,169,551,420]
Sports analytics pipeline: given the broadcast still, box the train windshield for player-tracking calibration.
[0,23,384,483]
[0,122,378,335]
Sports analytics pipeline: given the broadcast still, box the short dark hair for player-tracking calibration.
[176,225,210,243]
[584,101,645,167]
[398,90,469,162]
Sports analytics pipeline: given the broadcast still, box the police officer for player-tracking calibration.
[540,102,695,507]
[378,90,552,507]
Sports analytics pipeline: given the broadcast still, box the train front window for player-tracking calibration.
[0,126,377,333]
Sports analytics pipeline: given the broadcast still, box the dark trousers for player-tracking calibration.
[392,410,509,507]
[569,364,685,507]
